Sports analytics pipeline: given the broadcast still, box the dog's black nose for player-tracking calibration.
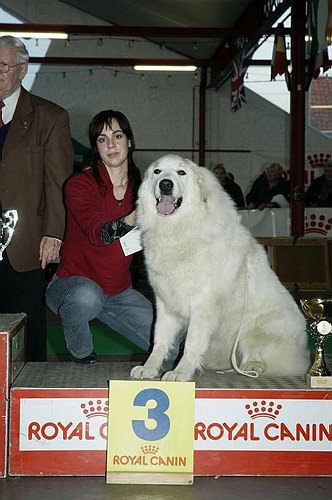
[159,179,174,195]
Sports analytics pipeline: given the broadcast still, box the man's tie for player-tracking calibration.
[0,101,5,127]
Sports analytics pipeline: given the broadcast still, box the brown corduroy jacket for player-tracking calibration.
[0,86,74,271]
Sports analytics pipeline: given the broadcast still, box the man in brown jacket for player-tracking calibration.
[0,36,74,361]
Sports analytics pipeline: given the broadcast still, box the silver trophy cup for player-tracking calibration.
[0,210,18,260]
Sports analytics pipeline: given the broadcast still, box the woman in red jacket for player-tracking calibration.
[46,110,153,362]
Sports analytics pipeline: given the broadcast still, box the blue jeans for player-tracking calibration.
[45,274,153,359]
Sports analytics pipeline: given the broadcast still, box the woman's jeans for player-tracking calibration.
[46,274,153,359]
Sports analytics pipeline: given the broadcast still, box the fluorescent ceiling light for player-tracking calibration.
[310,105,332,109]
[0,31,68,39]
[134,65,197,72]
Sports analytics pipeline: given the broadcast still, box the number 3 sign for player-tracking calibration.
[106,380,195,484]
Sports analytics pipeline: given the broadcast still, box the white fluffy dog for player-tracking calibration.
[130,155,309,382]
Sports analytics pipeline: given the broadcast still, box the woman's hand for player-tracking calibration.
[258,202,277,210]
[124,210,136,226]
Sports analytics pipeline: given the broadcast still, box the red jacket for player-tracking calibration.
[57,163,134,295]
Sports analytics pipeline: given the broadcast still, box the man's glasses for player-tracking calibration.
[0,62,23,74]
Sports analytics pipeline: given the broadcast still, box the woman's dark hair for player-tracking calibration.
[87,109,141,201]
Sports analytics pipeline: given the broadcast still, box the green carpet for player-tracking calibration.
[47,324,145,355]
[48,324,332,356]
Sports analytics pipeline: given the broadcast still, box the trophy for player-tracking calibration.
[0,210,18,260]
[300,298,332,388]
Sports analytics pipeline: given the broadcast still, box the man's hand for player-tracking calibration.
[39,236,61,269]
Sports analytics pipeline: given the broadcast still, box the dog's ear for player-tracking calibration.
[194,164,210,204]
[181,158,210,203]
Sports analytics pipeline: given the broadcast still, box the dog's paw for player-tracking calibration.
[161,370,192,382]
[242,361,266,375]
[130,365,161,380]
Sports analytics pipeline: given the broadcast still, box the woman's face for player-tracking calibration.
[265,166,280,182]
[96,118,131,170]
[214,167,226,184]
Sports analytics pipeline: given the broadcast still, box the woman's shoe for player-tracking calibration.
[71,351,97,364]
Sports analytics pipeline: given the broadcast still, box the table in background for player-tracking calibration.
[240,208,332,238]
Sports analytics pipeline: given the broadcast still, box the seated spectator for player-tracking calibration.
[305,160,332,207]
[245,162,289,210]
[213,163,245,208]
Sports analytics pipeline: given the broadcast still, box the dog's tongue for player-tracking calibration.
[157,195,175,215]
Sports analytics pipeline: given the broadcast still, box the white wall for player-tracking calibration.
[2,0,331,197]
[205,85,332,195]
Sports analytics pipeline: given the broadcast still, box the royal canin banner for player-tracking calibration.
[10,389,332,476]
[18,392,332,453]
[20,397,109,451]
[195,397,332,451]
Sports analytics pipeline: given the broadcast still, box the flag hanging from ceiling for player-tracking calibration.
[313,47,331,78]
[307,0,330,83]
[271,22,287,80]
[231,50,247,112]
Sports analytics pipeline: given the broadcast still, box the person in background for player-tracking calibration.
[0,36,74,361]
[305,160,332,207]
[213,163,245,208]
[245,162,289,210]
[45,110,153,363]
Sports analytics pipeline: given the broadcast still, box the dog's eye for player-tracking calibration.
[153,169,161,175]
[177,170,186,176]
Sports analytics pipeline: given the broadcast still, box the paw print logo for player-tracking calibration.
[305,213,332,236]
[141,445,159,455]
[307,153,331,168]
[245,401,282,420]
[80,399,109,419]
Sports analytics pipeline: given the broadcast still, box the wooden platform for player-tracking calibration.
[8,360,332,477]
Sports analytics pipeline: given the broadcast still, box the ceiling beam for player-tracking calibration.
[28,57,330,69]
[28,56,216,67]
[0,22,290,38]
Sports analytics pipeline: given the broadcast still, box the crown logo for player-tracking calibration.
[307,153,331,169]
[245,401,282,420]
[305,213,332,236]
[80,399,109,419]
[141,445,159,455]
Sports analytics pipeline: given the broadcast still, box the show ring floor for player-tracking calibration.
[8,359,332,478]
